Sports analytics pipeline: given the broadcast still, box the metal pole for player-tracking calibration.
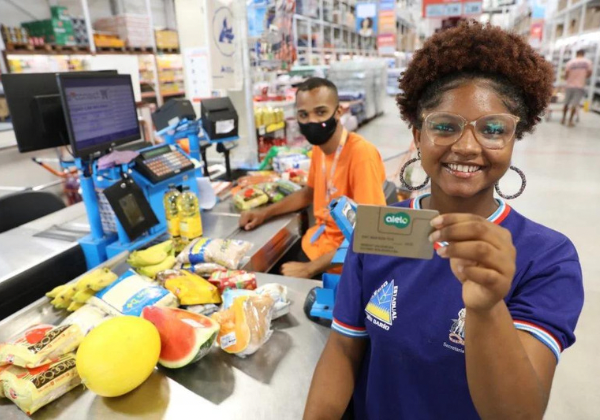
[80,0,96,53]
[143,0,163,106]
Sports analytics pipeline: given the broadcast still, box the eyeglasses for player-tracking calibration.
[422,112,520,150]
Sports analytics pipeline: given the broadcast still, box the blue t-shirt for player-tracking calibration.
[332,195,584,420]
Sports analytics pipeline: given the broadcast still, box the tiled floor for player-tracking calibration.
[357,97,600,419]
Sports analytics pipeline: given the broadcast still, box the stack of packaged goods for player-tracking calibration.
[0,25,32,48]
[71,17,89,46]
[255,106,288,161]
[94,14,152,48]
[22,6,76,47]
[155,29,179,50]
[157,55,184,96]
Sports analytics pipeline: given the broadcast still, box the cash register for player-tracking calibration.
[56,72,200,266]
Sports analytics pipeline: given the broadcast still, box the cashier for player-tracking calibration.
[304,22,584,419]
[239,77,386,279]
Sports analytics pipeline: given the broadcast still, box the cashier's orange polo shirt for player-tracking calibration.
[301,131,386,262]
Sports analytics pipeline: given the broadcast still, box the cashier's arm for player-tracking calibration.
[304,332,366,420]
[239,186,313,230]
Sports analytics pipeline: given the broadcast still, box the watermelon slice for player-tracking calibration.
[141,307,219,369]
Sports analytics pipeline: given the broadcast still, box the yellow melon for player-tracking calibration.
[76,316,160,397]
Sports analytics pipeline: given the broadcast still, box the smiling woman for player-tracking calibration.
[304,21,584,420]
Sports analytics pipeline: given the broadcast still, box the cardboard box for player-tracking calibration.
[22,19,75,45]
[155,30,179,49]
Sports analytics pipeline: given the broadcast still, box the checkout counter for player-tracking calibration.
[0,71,333,418]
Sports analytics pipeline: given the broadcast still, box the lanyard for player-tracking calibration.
[322,129,348,205]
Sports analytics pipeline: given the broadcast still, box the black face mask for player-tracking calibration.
[298,109,338,146]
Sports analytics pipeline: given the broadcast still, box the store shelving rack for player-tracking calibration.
[547,0,600,113]
[0,0,183,106]
[293,0,378,66]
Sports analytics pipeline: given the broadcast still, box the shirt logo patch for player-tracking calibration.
[365,280,398,331]
[443,308,466,354]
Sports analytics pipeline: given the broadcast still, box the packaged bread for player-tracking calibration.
[211,295,275,358]
[177,238,253,270]
[156,269,221,305]
[0,353,81,415]
[0,324,83,368]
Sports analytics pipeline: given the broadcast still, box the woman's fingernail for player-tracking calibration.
[429,231,440,243]
[436,246,447,257]
[457,265,464,273]
[431,216,443,227]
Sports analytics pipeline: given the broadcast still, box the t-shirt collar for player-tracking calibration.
[410,193,511,249]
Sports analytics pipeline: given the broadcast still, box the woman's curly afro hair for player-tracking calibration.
[397,21,554,138]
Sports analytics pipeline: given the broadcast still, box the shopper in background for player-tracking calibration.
[239,77,386,279]
[305,22,584,420]
[562,49,592,127]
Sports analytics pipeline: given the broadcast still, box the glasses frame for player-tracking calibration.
[422,112,521,150]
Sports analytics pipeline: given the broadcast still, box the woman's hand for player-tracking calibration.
[429,214,516,313]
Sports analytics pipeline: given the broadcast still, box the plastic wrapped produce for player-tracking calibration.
[211,295,275,357]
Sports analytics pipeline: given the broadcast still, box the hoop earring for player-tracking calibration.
[399,150,430,190]
[495,165,526,200]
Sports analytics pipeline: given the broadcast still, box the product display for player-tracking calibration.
[75,316,160,397]
[177,238,253,270]
[142,307,220,369]
[0,324,83,368]
[211,295,275,357]
[0,353,81,415]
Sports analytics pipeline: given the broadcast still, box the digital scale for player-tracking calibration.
[135,145,195,184]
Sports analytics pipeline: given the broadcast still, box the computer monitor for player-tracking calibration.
[2,71,118,153]
[57,73,141,158]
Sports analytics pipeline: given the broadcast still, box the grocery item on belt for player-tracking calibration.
[0,365,9,398]
[0,324,84,368]
[276,179,302,195]
[175,262,228,277]
[258,182,286,203]
[211,295,275,357]
[184,303,220,317]
[177,238,253,270]
[233,187,269,210]
[221,283,291,320]
[282,169,308,186]
[156,269,221,305]
[88,270,178,317]
[142,307,220,368]
[256,283,291,320]
[272,153,310,173]
[0,353,81,415]
[75,316,160,397]
[45,268,119,311]
[60,304,113,336]
[208,270,257,293]
[236,173,280,188]
[127,240,177,279]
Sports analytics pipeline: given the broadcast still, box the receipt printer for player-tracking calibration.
[201,97,238,140]
[152,99,197,131]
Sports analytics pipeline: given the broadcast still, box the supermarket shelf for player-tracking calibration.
[161,91,185,97]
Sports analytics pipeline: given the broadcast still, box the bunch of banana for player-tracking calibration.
[46,268,118,311]
[127,240,176,279]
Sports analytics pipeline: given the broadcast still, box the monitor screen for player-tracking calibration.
[58,74,140,157]
[3,71,118,153]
